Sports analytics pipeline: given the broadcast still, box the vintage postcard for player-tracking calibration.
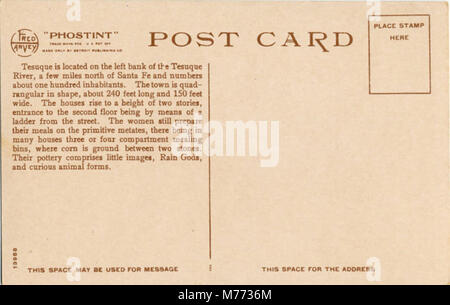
[1,0,448,284]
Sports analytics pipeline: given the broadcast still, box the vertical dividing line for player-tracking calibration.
[208,63,212,260]
[368,18,371,94]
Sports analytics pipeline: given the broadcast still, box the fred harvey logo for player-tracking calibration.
[11,29,39,57]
